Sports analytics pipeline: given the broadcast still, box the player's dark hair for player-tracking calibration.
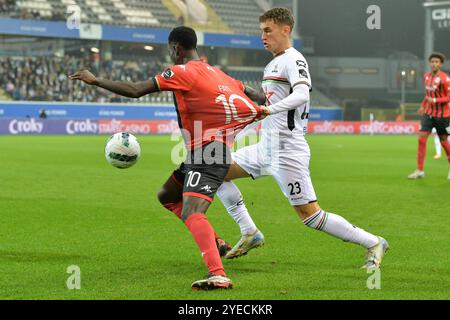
[259,7,294,32]
[168,26,197,50]
[429,52,445,63]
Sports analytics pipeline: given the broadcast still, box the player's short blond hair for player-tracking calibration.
[259,7,294,32]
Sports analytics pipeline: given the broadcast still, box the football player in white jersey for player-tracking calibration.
[216,8,389,269]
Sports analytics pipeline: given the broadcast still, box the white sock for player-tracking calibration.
[217,181,257,235]
[303,210,379,248]
[434,134,442,156]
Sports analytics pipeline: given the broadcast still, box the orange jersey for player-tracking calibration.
[421,71,450,118]
[155,60,262,150]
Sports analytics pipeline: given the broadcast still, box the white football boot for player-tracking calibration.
[225,229,265,259]
[407,170,425,179]
[362,237,389,269]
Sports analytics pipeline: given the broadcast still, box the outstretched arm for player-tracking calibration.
[69,70,159,98]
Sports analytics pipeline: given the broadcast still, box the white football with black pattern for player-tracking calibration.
[105,132,141,169]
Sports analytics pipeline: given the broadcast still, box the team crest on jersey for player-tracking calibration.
[434,77,440,84]
[162,69,174,80]
[271,64,279,73]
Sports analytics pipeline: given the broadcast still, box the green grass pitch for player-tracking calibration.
[0,134,448,300]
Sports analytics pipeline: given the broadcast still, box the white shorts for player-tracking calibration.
[232,138,317,206]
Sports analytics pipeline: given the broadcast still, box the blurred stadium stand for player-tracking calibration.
[0,54,338,108]
[0,55,173,103]
[0,0,267,35]
[0,0,343,113]
[0,1,444,122]
[162,0,233,34]
[1,0,178,29]
[207,0,263,35]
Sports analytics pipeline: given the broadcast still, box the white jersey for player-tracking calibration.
[261,47,311,142]
[232,47,317,205]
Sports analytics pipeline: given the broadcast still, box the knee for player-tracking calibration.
[180,211,191,222]
[181,197,210,222]
[294,202,321,221]
[181,204,196,222]
[157,187,169,205]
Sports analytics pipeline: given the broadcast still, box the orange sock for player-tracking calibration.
[441,139,450,163]
[184,213,225,276]
[417,135,428,171]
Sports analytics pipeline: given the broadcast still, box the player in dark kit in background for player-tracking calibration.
[408,52,450,180]
[70,26,263,290]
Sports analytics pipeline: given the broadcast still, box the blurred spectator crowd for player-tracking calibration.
[0,0,52,20]
[0,55,265,104]
[0,0,15,13]
[0,55,175,103]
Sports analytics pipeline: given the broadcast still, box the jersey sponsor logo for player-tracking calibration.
[299,69,309,79]
[296,60,307,68]
[162,69,174,80]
